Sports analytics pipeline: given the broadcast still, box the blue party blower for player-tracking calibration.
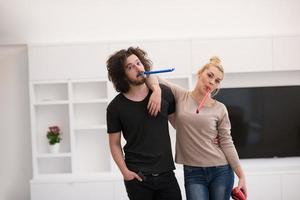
[139,68,175,77]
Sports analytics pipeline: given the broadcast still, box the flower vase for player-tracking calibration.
[49,143,60,154]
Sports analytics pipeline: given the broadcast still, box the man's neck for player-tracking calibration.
[123,84,149,101]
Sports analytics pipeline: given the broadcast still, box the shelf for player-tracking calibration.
[73,102,107,127]
[72,99,108,104]
[34,100,69,106]
[33,83,68,102]
[37,153,72,158]
[30,79,112,178]
[30,172,122,183]
[72,81,107,101]
[35,104,70,154]
[74,129,110,173]
[74,125,107,131]
[38,157,72,174]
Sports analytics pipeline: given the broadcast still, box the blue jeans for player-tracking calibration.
[184,165,234,200]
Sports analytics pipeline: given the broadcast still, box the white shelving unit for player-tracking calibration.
[29,75,192,199]
[29,75,192,178]
[30,79,110,178]
[28,37,300,199]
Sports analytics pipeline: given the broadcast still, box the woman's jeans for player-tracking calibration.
[184,165,234,200]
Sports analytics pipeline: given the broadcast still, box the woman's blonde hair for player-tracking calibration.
[197,56,224,97]
[197,56,224,75]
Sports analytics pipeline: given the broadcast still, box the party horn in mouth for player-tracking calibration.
[196,89,210,114]
[138,68,175,77]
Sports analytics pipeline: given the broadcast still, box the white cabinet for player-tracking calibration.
[28,43,110,80]
[74,129,110,173]
[282,173,300,199]
[240,171,300,200]
[109,40,192,75]
[30,79,109,177]
[28,40,193,199]
[245,174,281,200]
[114,181,128,200]
[191,38,273,73]
[273,36,300,71]
[31,180,115,200]
[237,158,300,200]
[28,39,300,200]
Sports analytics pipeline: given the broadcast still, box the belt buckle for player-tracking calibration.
[151,173,160,177]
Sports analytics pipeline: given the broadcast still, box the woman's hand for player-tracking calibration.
[212,135,220,146]
[237,175,247,199]
[148,84,161,116]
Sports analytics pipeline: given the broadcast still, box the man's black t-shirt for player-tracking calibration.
[106,84,175,173]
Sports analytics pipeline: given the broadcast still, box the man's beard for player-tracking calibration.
[127,77,146,86]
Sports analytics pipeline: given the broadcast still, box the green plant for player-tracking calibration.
[47,126,62,145]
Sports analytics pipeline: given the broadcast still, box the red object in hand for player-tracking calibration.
[231,187,246,200]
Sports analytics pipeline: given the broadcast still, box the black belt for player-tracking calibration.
[137,170,172,180]
[143,172,164,176]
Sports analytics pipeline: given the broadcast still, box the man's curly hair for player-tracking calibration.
[106,47,152,93]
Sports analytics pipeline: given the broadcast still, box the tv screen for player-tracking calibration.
[215,86,300,159]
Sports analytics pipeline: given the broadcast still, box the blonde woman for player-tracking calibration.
[148,57,247,200]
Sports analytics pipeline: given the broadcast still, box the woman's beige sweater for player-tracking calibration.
[158,77,240,169]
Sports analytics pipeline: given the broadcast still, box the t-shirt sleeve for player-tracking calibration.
[106,103,121,134]
[160,84,176,115]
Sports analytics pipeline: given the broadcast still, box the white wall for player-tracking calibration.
[0,45,32,200]
[1,0,300,44]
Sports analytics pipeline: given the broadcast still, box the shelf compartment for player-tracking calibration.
[72,99,108,104]
[35,105,70,154]
[34,83,68,103]
[74,129,110,173]
[165,77,190,90]
[74,125,107,131]
[37,157,72,174]
[72,81,107,101]
[73,102,107,127]
[34,100,69,106]
[37,153,72,158]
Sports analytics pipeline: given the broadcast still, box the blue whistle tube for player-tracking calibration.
[142,68,175,75]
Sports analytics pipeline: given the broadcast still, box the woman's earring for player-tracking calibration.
[211,88,220,97]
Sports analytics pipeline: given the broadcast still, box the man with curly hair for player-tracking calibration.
[106,47,181,200]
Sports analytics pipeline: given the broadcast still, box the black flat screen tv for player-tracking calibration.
[215,86,300,159]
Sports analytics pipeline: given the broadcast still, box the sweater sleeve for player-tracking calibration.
[217,105,240,169]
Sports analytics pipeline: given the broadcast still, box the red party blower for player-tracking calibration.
[196,89,210,114]
[231,187,246,200]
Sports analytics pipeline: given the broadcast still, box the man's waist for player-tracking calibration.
[126,161,175,174]
[135,170,173,177]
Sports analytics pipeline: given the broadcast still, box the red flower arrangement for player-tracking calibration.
[47,126,62,145]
